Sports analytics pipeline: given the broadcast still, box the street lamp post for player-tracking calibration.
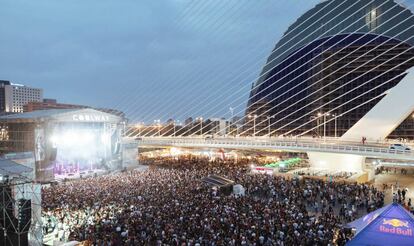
[310,116,319,137]
[318,113,330,141]
[332,114,337,138]
[173,120,180,137]
[323,113,330,140]
[200,118,203,135]
[154,120,161,136]
[248,114,258,137]
[135,123,142,136]
[254,115,256,137]
[317,113,322,137]
[267,116,274,137]
[229,107,234,136]
[324,114,326,140]
[196,117,203,135]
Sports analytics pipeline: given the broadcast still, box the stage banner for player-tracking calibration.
[34,128,46,162]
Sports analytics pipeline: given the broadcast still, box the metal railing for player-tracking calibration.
[136,136,414,160]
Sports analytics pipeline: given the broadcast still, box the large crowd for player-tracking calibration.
[42,156,385,245]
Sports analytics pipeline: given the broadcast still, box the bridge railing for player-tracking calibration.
[135,135,409,147]
[137,137,414,157]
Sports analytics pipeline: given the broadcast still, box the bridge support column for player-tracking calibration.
[307,152,365,173]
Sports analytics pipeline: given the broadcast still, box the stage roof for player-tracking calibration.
[0,108,123,124]
[346,203,414,246]
[0,159,32,176]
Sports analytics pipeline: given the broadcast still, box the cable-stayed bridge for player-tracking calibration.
[127,0,414,173]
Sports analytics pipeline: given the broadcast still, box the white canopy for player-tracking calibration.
[0,159,32,177]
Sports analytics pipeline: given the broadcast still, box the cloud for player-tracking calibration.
[0,0,320,122]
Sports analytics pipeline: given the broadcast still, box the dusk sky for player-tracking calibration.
[1,0,333,123]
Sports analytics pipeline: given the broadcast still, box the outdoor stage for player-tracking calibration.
[0,108,126,181]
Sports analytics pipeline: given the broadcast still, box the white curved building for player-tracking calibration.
[246,0,414,139]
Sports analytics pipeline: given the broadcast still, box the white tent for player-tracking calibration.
[233,184,245,196]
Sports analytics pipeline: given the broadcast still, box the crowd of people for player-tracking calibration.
[292,169,355,179]
[42,156,385,245]
[375,166,410,175]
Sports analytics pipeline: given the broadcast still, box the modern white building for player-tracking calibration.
[0,80,43,113]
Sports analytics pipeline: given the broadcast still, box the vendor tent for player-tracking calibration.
[346,203,414,246]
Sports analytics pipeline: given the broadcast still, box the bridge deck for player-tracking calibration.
[135,137,414,161]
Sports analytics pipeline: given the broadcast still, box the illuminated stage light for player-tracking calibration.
[62,131,78,146]
[80,132,95,143]
[50,135,58,144]
[101,133,110,145]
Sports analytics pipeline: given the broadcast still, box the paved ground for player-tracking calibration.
[374,170,414,204]
[285,166,414,205]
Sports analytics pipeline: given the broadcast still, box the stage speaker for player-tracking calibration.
[49,148,57,161]
[17,199,31,233]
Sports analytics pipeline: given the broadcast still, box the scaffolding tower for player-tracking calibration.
[0,174,42,246]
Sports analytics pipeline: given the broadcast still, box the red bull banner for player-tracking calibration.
[347,203,414,246]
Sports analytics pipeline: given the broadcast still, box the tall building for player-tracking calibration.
[246,0,414,138]
[0,81,43,113]
[184,117,193,125]
[209,118,229,136]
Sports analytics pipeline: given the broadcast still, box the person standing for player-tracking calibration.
[402,188,406,201]
[393,193,398,203]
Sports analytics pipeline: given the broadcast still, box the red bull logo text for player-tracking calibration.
[379,219,413,236]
